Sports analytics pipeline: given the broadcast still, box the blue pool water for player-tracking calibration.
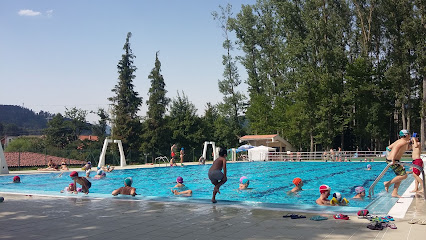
[0,162,412,213]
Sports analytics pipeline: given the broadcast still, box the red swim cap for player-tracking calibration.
[13,176,20,182]
[293,177,302,186]
[319,184,331,193]
[70,171,78,177]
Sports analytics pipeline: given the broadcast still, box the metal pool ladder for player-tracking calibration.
[368,162,426,199]
[154,156,169,167]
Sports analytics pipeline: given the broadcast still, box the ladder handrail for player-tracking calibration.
[368,164,391,198]
[154,156,169,167]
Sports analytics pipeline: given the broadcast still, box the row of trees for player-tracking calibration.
[103,0,426,161]
[222,0,424,151]
[108,33,241,161]
[8,0,423,163]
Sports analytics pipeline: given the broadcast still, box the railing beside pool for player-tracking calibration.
[250,151,415,162]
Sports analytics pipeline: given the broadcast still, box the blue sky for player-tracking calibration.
[0,0,254,123]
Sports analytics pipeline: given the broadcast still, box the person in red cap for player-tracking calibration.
[69,171,91,194]
[316,184,331,205]
[288,177,303,194]
[13,176,20,183]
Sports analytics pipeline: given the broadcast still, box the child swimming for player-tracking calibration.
[171,176,192,196]
[70,171,91,194]
[13,176,20,183]
[93,169,106,179]
[330,192,349,206]
[353,186,365,199]
[60,183,81,194]
[239,176,250,190]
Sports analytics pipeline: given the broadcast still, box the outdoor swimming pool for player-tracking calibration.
[0,162,413,213]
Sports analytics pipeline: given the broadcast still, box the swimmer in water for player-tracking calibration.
[69,171,91,194]
[353,186,365,199]
[288,177,303,194]
[366,164,372,170]
[239,176,250,190]
[93,169,105,179]
[330,192,349,206]
[316,185,331,205]
[12,176,20,183]
[171,176,192,196]
[112,177,137,196]
[60,183,81,194]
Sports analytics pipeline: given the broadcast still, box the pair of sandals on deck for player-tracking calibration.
[283,213,328,221]
[408,219,426,225]
[367,221,397,230]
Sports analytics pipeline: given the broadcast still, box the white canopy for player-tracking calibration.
[248,145,276,161]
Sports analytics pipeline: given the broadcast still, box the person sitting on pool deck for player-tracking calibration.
[70,171,91,194]
[112,177,137,196]
[316,185,331,205]
[208,148,228,203]
[13,176,20,183]
[288,177,303,194]
[383,129,411,198]
[353,186,366,199]
[239,176,250,190]
[171,176,192,196]
[60,161,69,171]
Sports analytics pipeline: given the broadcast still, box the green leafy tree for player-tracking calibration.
[212,4,246,146]
[64,107,88,142]
[141,52,171,157]
[108,32,143,154]
[168,91,204,159]
[44,113,73,148]
[91,108,109,141]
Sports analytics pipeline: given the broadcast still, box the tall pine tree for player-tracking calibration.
[108,32,143,155]
[141,52,170,158]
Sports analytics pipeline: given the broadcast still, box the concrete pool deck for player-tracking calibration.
[0,193,425,240]
[2,161,426,239]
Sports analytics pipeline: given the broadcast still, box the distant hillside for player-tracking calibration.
[0,105,53,135]
[0,105,97,136]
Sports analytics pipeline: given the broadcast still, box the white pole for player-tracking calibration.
[98,139,112,169]
[202,141,208,159]
[0,143,9,174]
[114,140,126,167]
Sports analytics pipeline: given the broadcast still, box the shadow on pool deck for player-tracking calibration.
[0,193,425,240]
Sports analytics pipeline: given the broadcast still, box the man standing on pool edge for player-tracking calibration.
[384,129,411,197]
[208,148,228,203]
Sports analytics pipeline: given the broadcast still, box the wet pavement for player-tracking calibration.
[0,193,425,240]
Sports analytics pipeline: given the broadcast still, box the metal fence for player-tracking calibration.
[240,151,414,162]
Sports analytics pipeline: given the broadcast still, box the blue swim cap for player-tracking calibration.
[124,177,133,186]
[367,164,371,168]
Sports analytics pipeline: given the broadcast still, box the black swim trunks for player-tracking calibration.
[386,159,406,176]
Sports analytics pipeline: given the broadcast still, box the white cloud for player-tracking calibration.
[46,10,53,17]
[18,9,41,17]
